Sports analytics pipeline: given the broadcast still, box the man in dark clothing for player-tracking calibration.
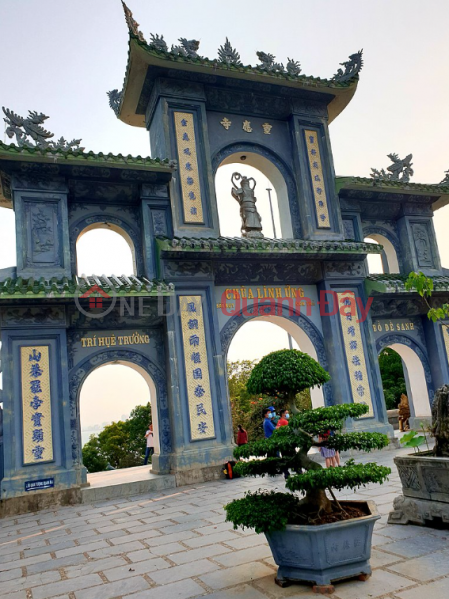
[263,407,276,438]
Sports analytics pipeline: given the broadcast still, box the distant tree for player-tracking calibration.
[378,348,406,410]
[82,435,108,473]
[81,403,152,471]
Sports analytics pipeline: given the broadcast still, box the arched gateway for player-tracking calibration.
[0,2,449,504]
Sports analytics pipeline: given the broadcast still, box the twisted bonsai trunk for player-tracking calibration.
[296,447,333,514]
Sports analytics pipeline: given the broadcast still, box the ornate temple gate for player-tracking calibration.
[0,2,449,509]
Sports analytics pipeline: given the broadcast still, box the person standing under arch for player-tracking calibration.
[144,423,154,465]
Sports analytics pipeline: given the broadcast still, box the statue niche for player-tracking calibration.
[231,172,263,239]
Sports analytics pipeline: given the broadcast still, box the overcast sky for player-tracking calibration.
[1,0,448,429]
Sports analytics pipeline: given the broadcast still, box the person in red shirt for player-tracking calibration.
[236,424,248,446]
[276,409,290,428]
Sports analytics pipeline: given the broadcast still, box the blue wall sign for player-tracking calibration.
[24,478,55,492]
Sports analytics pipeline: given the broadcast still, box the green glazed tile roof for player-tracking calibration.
[0,141,173,171]
[336,176,449,196]
[156,236,382,256]
[0,274,174,300]
[366,274,449,294]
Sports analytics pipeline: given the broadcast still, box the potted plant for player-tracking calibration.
[224,350,391,593]
[388,273,449,526]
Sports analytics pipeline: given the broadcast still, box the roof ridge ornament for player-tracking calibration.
[107,89,123,117]
[256,51,284,74]
[171,38,201,59]
[217,38,242,66]
[149,33,168,52]
[440,169,449,185]
[2,107,84,151]
[121,0,146,43]
[286,58,301,76]
[332,49,363,82]
[370,153,414,183]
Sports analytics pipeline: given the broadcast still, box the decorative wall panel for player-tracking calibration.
[337,292,373,417]
[21,346,54,464]
[174,112,204,224]
[179,295,215,439]
[305,129,330,228]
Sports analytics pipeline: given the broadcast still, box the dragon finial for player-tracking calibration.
[121,0,146,43]
[440,169,449,185]
[171,38,201,59]
[107,89,123,117]
[149,33,168,52]
[217,38,241,66]
[332,49,363,82]
[2,107,84,151]
[256,51,284,74]
[286,58,301,76]
[370,153,414,183]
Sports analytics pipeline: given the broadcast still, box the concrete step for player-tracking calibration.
[81,465,176,503]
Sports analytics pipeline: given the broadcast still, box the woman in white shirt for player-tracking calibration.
[144,423,154,465]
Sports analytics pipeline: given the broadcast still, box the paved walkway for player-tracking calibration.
[1,447,448,599]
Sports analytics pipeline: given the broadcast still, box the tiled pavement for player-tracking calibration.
[1,447,449,599]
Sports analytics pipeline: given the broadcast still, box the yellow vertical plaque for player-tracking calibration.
[21,346,54,464]
[174,112,204,224]
[337,292,374,417]
[304,129,330,228]
[179,296,215,440]
[442,325,449,367]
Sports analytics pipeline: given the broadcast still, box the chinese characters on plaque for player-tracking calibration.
[179,296,215,440]
[21,346,54,464]
[220,118,272,134]
[174,112,204,224]
[337,292,374,417]
[304,130,330,229]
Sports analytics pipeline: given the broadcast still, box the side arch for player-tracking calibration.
[70,215,143,275]
[69,348,171,471]
[220,302,332,405]
[212,142,301,239]
[376,333,433,419]
[363,226,402,273]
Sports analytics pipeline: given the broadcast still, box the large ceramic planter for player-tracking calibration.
[389,453,449,526]
[265,500,379,590]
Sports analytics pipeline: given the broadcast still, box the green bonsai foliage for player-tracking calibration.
[225,350,391,533]
[246,349,330,414]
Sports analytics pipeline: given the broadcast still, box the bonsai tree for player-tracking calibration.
[405,272,449,457]
[246,349,330,414]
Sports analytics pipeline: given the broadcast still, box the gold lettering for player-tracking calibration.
[410,323,414,330]
[275,288,282,298]
[268,288,275,298]
[257,288,263,298]
[225,290,232,300]
[248,289,254,299]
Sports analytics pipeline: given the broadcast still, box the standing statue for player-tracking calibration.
[231,173,264,238]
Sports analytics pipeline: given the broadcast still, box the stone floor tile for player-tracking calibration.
[0,570,61,593]
[64,556,128,578]
[183,530,240,549]
[150,558,220,584]
[74,576,150,599]
[0,553,50,572]
[332,570,415,599]
[158,520,212,535]
[395,577,449,599]
[202,584,270,599]
[388,549,449,582]
[370,547,405,569]
[142,530,199,547]
[214,545,273,567]
[168,544,231,565]
[199,562,274,590]
[224,535,267,551]
[193,522,235,536]
[55,539,109,558]
[124,578,205,599]
[27,553,87,574]
[103,557,170,581]
[87,540,145,559]
[376,534,449,558]
[109,530,162,545]
[32,573,103,599]
[0,567,23,583]
[375,523,433,540]
[149,542,188,556]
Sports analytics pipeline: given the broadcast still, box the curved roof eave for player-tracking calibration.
[118,38,359,128]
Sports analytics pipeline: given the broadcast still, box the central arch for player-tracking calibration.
[221,303,331,406]
[212,142,301,239]
[363,226,401,274]
[69,349,171,478]
[376,334,432,424]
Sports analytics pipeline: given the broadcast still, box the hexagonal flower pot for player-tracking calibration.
[265,501,379,591]
[389,453,449,526]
